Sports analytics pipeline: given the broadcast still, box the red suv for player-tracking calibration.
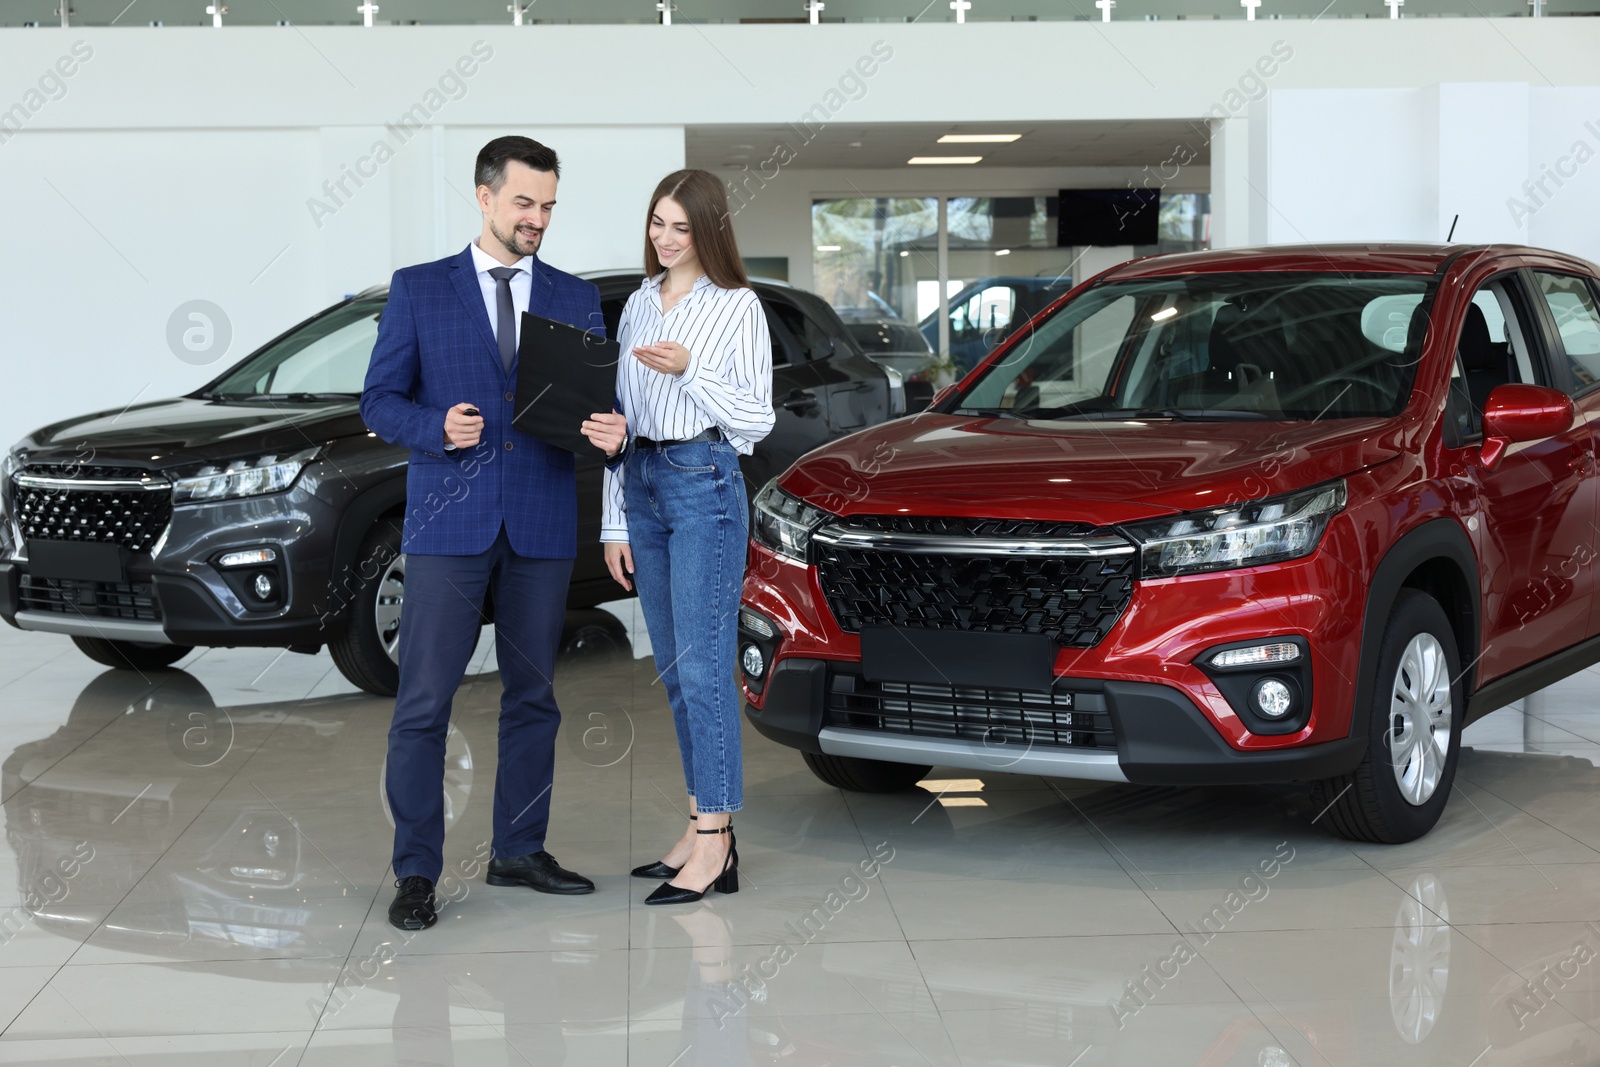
[738,244,1600,843]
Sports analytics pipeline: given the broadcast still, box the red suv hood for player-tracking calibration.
[779,413,1403,526]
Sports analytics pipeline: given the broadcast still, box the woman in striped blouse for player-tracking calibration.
[581,169,774,905]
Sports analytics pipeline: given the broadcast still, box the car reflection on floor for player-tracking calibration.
[3,637,1600,1063]
[0,615,639,968]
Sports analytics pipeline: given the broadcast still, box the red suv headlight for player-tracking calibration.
[1121,480,1347,578]
[751,481,833,562]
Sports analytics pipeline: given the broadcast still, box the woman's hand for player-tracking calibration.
[581,411,628,456]
[604,542,634,591]
[633,341,691,377]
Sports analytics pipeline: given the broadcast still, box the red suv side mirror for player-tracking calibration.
[1480,384,1575,470]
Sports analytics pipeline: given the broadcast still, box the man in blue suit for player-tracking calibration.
[361,136,602,930]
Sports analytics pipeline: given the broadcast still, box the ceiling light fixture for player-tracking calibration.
[937,134,1021,143]
[816,245,842,251]
[908,156,982,165]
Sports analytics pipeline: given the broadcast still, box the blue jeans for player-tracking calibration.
[625,440,747,814]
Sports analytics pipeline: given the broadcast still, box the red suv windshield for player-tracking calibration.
[955,271,1438,422]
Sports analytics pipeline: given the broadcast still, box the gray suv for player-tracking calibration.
[0,273,899,695]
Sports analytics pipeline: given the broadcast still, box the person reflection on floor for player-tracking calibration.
[388,949,573,1067]
[390,953,456,1067]
[670,905,750,1066]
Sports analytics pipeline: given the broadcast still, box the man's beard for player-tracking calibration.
[491,218,541,257]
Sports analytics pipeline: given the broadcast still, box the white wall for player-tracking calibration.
[0,120,682,452]
[1248,82,1600,262]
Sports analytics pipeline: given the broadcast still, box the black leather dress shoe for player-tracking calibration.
[487,851,595,895]
[389,876,437,930]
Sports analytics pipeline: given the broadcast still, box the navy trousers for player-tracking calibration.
[387,526,572,882]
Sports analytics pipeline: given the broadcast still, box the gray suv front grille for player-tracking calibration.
[12,467,172,553]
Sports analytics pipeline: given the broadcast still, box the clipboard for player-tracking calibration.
[512,312,620,454]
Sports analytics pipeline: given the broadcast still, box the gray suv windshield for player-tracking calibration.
[202,297,383,399]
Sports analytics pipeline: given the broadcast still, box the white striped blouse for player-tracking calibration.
[600,272,775,543]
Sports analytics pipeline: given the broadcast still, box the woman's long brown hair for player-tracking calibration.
[643,169,750,291]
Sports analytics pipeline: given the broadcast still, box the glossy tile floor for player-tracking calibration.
[0,612,1598,1066]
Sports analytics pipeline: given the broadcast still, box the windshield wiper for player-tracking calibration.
[957,407,1025,420]
[1045,406,1271,422]
[1129,407,1271,421]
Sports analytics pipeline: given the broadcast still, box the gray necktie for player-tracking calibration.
[487,266,519,374]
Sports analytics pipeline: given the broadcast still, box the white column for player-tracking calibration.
[804,0,824,24]
[1384,0,1403,19]
[1241,0,1262,19]
[936,198,951,361]
[1210,115,1253,249]
[1096,0,1115,21]
[949,1,971,24]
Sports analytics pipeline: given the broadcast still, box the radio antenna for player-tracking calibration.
[1446,214,1459,243]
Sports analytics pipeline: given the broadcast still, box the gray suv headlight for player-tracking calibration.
[171,447,319,504]
[752,481,833,562]
[1121,481,1347,578]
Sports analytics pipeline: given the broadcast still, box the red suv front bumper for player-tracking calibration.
[738,515,1371,786]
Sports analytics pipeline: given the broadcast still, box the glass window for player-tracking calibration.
[811,197,938,324]
[1449,278,1541,439]
[1534,271,1600,393]
[950,285,1016,345]
[813,192,1211,381]
[764,298,831,363]
[1469,287,1536,382]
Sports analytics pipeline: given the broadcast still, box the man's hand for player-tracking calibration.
[633,342,691,377]
[604,542,634,591]
[444,403,483,449]
[581,411,628,456]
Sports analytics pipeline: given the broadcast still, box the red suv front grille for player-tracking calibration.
[814,516,1135,647]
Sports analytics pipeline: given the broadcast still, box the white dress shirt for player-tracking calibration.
[601,273,775,543]
[440,242,534,453]
[468,238,533,351]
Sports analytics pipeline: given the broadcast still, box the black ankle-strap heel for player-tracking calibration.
[630,814,698,880]
[644,824,738,905]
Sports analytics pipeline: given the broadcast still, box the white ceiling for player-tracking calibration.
[686,119,1212,170]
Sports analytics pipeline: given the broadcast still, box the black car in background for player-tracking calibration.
[0,273,900,696]
[843,318,936,413]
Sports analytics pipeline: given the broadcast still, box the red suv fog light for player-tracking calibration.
[1251,677,1297,719]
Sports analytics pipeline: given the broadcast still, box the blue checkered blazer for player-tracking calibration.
[360,246,604,558]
